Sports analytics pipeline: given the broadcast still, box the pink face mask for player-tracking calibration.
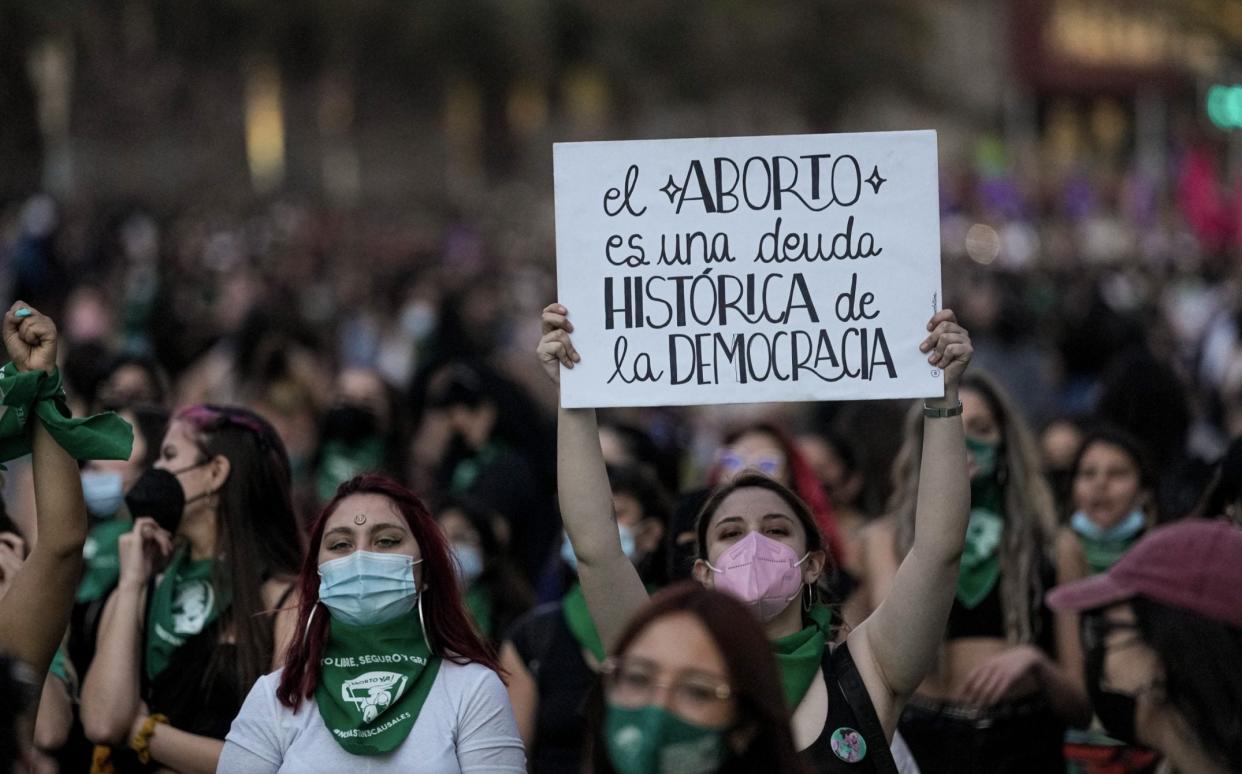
[705,531,808,621]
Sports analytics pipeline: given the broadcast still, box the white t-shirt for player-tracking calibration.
[218,661,525,773]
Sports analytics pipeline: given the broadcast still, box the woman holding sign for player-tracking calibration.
[538,303,973,773]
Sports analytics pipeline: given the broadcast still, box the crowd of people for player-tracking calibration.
[2,136,1242,773]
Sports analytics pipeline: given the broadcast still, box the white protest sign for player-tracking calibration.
[553,130,942,408]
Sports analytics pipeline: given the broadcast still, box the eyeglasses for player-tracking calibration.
[719,452,784,477]
[601,657,733,716]
[1081,614,1143,655]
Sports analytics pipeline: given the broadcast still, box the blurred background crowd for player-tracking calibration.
[3,1,1242,772]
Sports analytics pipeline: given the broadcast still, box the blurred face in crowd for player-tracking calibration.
[609,612,738,730]
[1041,419,1084,473]
[98,364,161,408]
[613,490,665,562]
[796,434,862,508]
[83,408,148,491]
[1073,441,1144,529]
[717,431,787,485]
[961,387,1001,480]
[154,419,231,531]
[319,494,424,587]
[436,508,480,552]
[336,368,390,426]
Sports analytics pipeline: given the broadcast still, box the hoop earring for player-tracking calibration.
[417,592,433,653]
[802,582,814,612]
[302,603,319,649]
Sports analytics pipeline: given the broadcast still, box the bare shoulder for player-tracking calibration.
[1054,527,1087,582]
[261,576,299,612]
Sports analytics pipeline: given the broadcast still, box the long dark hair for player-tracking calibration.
[696,473,828,578]
[175,404,304,693]
[587,583,809,774]
[1069,427,1157,522]
[1132,596,1242,770]
[277,474,501,710]
[891,371,1057,643]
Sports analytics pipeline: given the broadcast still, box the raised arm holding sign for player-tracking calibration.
[541,129,973,763]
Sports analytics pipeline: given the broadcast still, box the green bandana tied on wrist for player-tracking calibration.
[0,363,133,464]
[772,604,832,709]
[316,614,441,755]
[146,546,227,680]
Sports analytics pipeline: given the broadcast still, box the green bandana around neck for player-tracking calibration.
[1077,533,1142,575]
[563,582,607,662]
[146,545,227,680]
[772,604,831,709]
[956,507,1003,608]
[0,363,133,464]
[316,614,441,755]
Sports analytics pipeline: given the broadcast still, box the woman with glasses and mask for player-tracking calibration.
[1048,519,1242,774]
[218,474,524,772]
[864,371,1090,773]
[538,303,973,773]
[586,582,808,774]
[667,423,844,584]
[82,405,304,773]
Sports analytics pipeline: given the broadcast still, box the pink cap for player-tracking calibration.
[1046,519,1242,629]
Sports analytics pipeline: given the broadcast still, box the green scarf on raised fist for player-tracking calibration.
[0,363,132,463]
[316,614,441,755]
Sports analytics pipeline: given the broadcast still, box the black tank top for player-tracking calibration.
[802,643,899,774]
[509,602,597,774]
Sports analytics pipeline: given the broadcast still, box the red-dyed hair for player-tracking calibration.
[708,422,845,567]
[276,474,501,710]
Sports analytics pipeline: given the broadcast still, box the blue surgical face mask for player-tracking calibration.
[81,471,125,518]
[318,550,422,627]
[1070,509,1146,542]
[452,543,485,587]
[561,523,637,571]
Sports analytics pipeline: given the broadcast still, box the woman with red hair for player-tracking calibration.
[218,474,524,772]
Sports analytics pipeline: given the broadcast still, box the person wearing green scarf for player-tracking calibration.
[81,404,302,773]
[878,373,1093,773]
[1056,430,1156,773]
[540,304,978,772]
[218,473,525,772]
[0,303,132,761]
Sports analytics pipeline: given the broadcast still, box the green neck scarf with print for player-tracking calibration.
[957,455,1005,609]
[316,614,441,755]
[0,363,132,464]
[563,582,607,662]
[772,604,832,709]
[76,518,132,603]
[146,545,228,680]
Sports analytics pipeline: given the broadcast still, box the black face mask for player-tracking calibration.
[125,468,188,533]
[1085,638,1140,744]
[322,404,382,446]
